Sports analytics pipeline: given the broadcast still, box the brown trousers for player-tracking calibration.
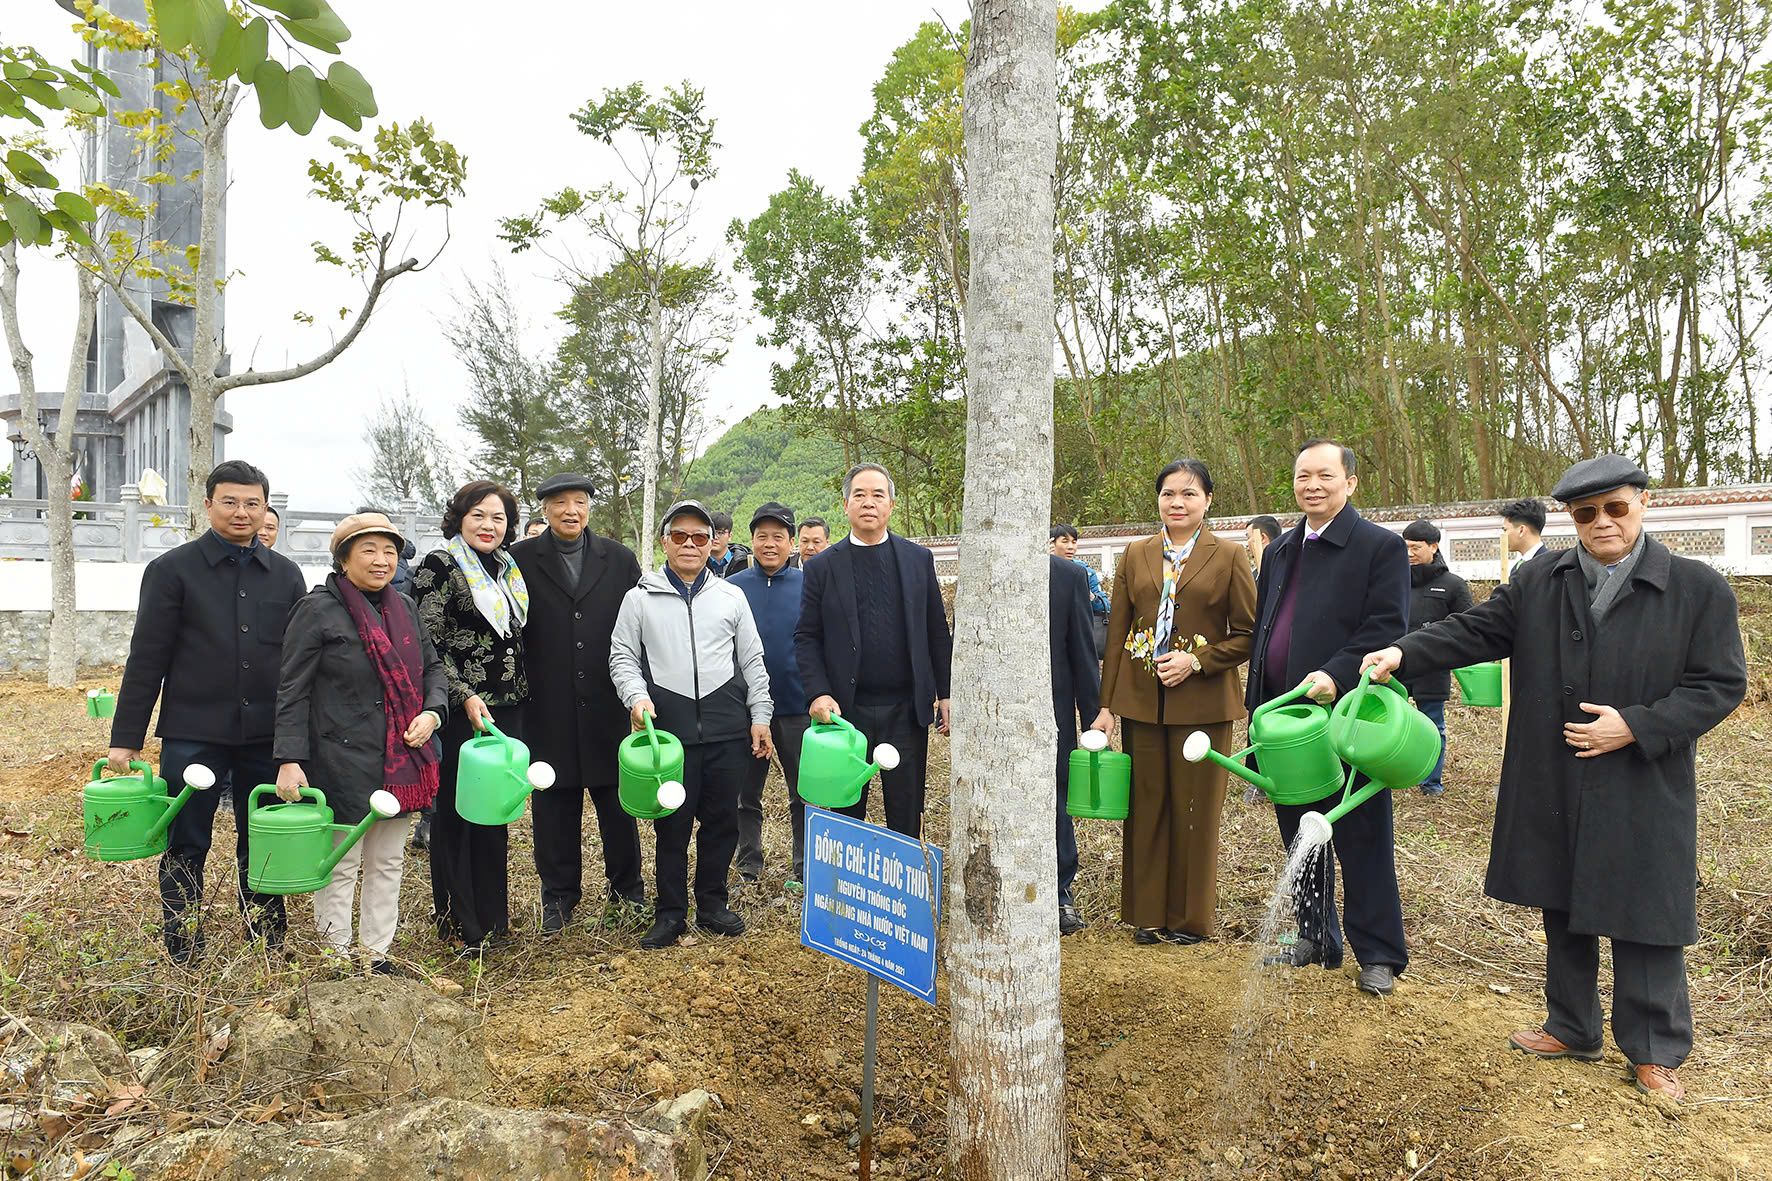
[1121,719,1232,936]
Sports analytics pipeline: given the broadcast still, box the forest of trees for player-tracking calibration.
[722,0,1771,528]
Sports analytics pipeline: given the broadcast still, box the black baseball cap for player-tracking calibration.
[749,501,795,533]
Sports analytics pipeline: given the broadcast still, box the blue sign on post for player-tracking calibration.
[800,807,943,1004]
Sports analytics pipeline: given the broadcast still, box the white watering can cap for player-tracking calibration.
[1298,811,1333,850]
[183,763,216,789]
[370,790,401,819]
[1079,728,1109,753]
[87,689,100,699]
[657,780,686,810]
[528,761,556,791]
[873,743,901,772]
[1181,731,1213,763]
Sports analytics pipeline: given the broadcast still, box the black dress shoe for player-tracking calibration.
[1133,927,1163,945]
[1262,936,1344,970]
[1160,928,1205,945]
[641,918,687,949]
[541,906,572,936]
[1058,905,1086,936]
[694,908,746,937]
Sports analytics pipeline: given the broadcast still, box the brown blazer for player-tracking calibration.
[1100,530,1256,725]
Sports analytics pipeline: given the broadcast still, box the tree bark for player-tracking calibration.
[640,277,665,571]
[948,1,1066,1178]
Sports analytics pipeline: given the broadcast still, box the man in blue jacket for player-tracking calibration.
[1246,439,1411,996]
[728,503,813,887]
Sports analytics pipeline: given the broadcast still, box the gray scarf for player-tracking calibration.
[1576,529,1647,623]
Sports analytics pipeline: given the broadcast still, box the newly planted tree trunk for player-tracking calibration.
[947,2,1066,1178]
[1,248,99,686]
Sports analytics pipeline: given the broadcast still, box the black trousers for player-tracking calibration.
[158,738,286,947]
[530,777,645,917]
[430,705,524,946]
[737,713,810,881]
[654,737,751,925]
[1054,734,1078,907]
[1542,908,1693,1068]
[1273,776,1408,973]
[835,701,932,840]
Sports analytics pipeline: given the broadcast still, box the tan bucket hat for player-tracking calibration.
[330,512,405,560]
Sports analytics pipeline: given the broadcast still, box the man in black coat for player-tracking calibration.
[108,460,309,962]
[509,473,645,931]
[796,463,953,839]
[1365,456,1746,1103]
[1050,554,1112,935]
[1246,439,1411,996]
[1402,519,1474,796]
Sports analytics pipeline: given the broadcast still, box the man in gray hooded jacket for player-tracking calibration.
[610,500,774,949]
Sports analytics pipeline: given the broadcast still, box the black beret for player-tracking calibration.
[535,472,597,500]
[1550,455,1648,504]
[1401,519,1441,543]
[749,501,795,533]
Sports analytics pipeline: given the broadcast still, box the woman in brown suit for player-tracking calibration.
[1101,458,1256,944]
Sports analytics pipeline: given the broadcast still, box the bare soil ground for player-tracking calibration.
[3,581,1770,1178]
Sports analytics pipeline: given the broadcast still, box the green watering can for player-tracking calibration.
[1284,668,1445,848]
[1067,728,1131,820]
[617,714,687,820]
[83,760,213,862]
[1453,662,1503,707]
[1182,678,1345,807]
[798,714,899,809]
[455,718,556,825]
[246,785,401,895]
[85,689,116,718]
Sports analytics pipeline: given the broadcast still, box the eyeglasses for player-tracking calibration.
[668,529,712,546]
[1569,490,1641,525]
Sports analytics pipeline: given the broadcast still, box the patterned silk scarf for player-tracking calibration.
[331,574,440,812]
[1152,527,1203,655]
[445,533,529,638]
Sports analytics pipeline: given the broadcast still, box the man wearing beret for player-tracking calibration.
[1364,455,1746,1102]
[511,472,646,932]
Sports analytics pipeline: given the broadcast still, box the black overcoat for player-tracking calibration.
[273,582,448,824]
[1049,555,1101,745]
[508,529,642,789]
[1394,538,1746,945]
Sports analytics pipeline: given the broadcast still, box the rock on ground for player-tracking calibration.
[129,1091,716,1180]
[226,976,495,1111]
[0,1018,135,1108]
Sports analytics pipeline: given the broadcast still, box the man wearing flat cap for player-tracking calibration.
[510,472,646,932]
[1363,455,1746,1102]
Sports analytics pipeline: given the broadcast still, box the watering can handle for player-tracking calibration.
[248,782,327,809]
[478,717,517,775]
[1250,677,1320,727]
[91,759,154,781]
[642,711,661,772]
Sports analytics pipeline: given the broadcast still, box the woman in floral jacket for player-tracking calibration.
[413,480,529,952]
[1099,459,1255,945]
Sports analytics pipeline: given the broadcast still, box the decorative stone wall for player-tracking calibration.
[0,612,136,671]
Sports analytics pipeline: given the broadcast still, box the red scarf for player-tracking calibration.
[331,574,440,812]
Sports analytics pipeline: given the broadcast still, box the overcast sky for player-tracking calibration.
[8,1,969,510]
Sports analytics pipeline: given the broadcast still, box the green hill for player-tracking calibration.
[679,407,851,541]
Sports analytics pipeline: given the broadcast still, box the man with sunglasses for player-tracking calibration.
[611,500,774,949]
[1362,455,1745,1103]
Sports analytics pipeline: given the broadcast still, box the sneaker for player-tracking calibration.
[1263,936,1343,970]
[694,908,746,937]
[641,918,686,949]
[1058,905,1086,936]
[1633,1064,1685,1103]
[1357,964,1396,995]
[541,905,572,936]
[1419,783,1445,797]
[410,815,431,850]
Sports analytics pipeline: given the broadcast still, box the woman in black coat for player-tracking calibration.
[274,514,447,970]
[413,480,530,952]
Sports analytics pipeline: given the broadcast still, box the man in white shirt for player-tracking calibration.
[1502,497,1547,565]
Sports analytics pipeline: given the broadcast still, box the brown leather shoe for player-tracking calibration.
[1634,1065,1685,1103]
[1508,1028,1603,1062]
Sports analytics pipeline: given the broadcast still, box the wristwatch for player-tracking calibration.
[1188,653,1202,673]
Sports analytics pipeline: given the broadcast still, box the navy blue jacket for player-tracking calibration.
[795,533,953,725]
[729,562,809,716]
[1245,502,1410,711]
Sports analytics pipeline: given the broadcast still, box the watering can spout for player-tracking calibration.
[1297,810,1333,850]
[527,761,556,792]
[1183,731,1273,794]
[317,790,401,878]
[145,763,214,843]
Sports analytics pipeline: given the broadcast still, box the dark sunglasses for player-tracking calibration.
[668,529,712,546]
[1569,490,1640,525]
